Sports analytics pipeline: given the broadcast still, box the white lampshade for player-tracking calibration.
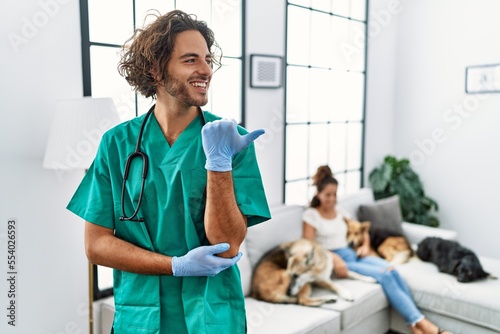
[43,97,121,170]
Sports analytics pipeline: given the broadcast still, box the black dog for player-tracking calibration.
[417,237,495,283]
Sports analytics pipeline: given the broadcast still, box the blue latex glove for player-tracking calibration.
[202,119,265,172]
[171,243,243,277]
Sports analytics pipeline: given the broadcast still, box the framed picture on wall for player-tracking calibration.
[465,63,500,93]
[250,55,283,88]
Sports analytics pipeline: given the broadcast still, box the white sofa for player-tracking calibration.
[99,188,500,334]
[241,188,500,334]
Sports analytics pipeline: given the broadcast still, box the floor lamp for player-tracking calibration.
[43,97,120,334]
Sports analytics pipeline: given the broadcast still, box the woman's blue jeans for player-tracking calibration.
[333,247,423,325]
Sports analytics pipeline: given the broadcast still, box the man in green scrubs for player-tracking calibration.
[67,10,270,333]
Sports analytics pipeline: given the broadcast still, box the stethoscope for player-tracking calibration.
[119,104,207,222]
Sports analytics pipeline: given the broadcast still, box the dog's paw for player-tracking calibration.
[319,295,338,304]
[324,297,337,304]
[338,290,354,302]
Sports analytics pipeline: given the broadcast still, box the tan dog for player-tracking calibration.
[345,217,413,264]
[344,218,378,257]
[251,238,375,307]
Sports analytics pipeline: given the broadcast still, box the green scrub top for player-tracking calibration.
[67,110,270,334]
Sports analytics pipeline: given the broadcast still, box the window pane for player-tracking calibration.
[285,180,310,206]
[88,0,133,45]
[176,0,211,24]
[286,124,308,180]
[348,21,366,72]
[309,68,332,122]
[286,66,310,123]
[331,19,367,73]
[346,122,363,169]
[332,0,350,17]
[345,170,361,196]
[135,0,175,28]
[330,71,348,121]
[211,0,242,57]
[350,0,367,21]
[210,57,241,122]
[329,123,347,172]
[308,124,329,175]
[90,46,136,121]
[311,0,332,14]
[347,72,365,121]
[342,72,365,121]
[287,6,311,66]
[331,16,351,71]
[310,11,332,68]
[330,71,364,122]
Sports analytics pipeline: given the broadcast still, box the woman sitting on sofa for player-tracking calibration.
[302,165,451,334]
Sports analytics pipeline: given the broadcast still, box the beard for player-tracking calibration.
[161,73,209,107]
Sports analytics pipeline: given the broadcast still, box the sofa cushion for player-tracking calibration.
[401,222,458,248]
[338,188,375,218]
[315,279,389,330]
[238,240,253,296]
[245,297,341,334]
[396,256,500,332]
[245,205,305,268]
[358,195,404,234]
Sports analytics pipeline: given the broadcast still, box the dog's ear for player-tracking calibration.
[280,241,294,257]
[280,241,294,250]
[360,221,371,233]
[343,217,350,224]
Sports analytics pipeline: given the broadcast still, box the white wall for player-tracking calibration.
[0,0,89,333]
[363,0,399,184]
[367,0,500,258]
[245,0,287,207]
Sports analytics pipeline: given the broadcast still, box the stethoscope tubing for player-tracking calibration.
[119,106,154,222]
[119,105,206,222]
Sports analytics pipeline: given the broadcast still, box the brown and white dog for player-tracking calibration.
[251,238,376,307]
[345,217,413,265]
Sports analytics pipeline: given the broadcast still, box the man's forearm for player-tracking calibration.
[204,171,247,258]
[85,222,173,275]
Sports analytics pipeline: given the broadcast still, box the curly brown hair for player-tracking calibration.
[118,10,222,99]
[310,165,338,207]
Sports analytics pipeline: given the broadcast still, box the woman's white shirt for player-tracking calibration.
[302,207,351,250]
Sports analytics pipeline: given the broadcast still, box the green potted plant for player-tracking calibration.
[368,155,440,227]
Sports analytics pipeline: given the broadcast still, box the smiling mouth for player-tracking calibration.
[190,81,207,89]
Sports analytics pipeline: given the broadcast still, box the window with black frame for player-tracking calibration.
[285,0,368,204]
[80,0,244,300]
